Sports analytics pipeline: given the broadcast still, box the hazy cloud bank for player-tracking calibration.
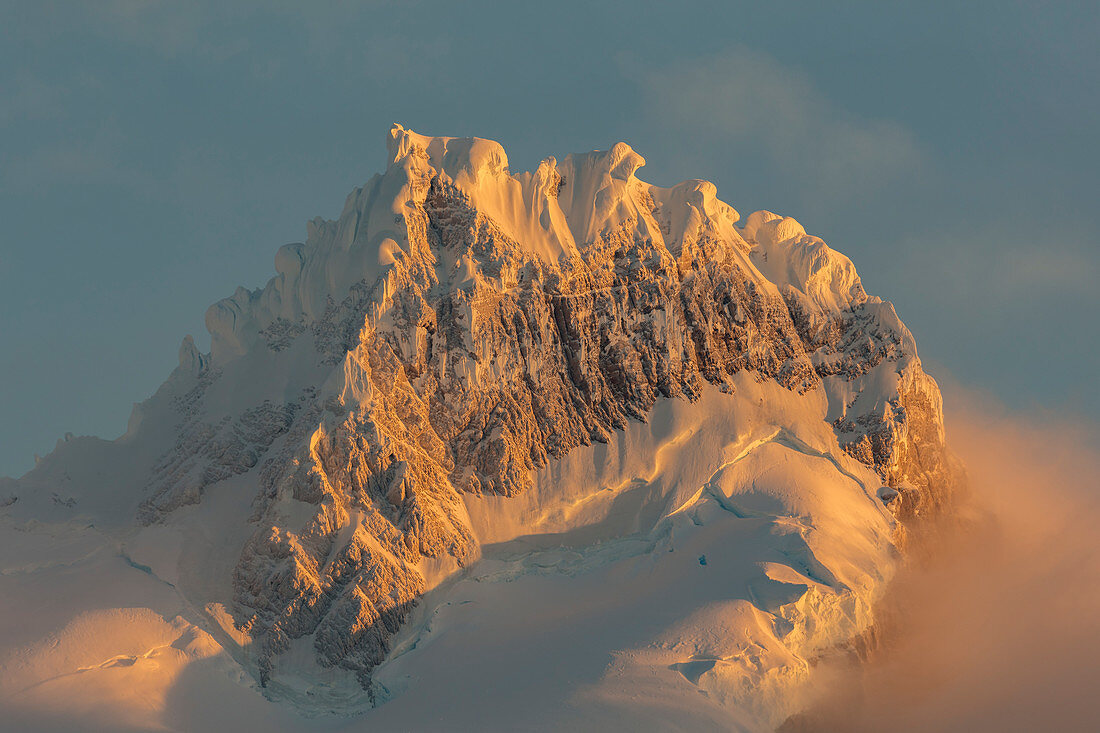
[634,48,925,210]
[790,385,1100,731]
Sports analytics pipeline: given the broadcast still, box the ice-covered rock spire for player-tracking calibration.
[3,127,961,722]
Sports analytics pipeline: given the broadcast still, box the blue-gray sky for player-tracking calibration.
[2,1,1098,477]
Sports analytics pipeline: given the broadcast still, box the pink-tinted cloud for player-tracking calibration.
[790,383,1100,731]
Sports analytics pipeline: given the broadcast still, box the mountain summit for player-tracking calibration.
[0,126,961,731]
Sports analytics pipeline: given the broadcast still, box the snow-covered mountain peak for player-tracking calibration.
[387,122,511,182]
[201,127,872,368]
[1,125,964,731]
[743,209,868,312]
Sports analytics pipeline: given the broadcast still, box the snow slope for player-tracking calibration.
[0,126,961,731]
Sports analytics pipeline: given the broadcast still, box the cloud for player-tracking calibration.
[0,118,151,194]
[634,48,924,207]
[891,221,1099,305]
[3,1,213,60]
[787,385,1100,731]
[7,1,442,84]
[0,74,68,126]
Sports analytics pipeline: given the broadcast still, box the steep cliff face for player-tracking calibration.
[1,125,961,727]
[198,125,958,692]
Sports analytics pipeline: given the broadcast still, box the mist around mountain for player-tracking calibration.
[783,393,1100,732]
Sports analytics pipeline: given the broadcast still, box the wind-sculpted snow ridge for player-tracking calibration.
[0,125,962,729]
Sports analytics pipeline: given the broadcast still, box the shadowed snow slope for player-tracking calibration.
[0,126,961,731]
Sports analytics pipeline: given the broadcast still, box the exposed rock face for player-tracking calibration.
[139,389,300,523]
[233,339,476,685]
[68,125,959,695]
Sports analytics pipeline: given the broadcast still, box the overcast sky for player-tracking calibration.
[2,1,1097,477]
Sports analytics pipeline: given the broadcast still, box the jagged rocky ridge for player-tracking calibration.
[25,125,961,698]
